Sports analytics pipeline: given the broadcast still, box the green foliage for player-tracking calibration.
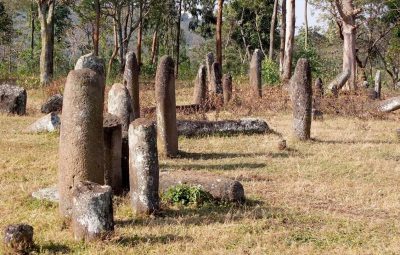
[262,58,280,86]
[162,185,214,206]
[0,1,13,45]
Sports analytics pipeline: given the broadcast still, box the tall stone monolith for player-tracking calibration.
[375,70,382,100]
[107,83,133,134]
[193,65,207,105]
[250,49,263,98]
[123,52,140,118]
[210,62,223,94]
[206,52,215,89]
[290,58,312,140]
[223,73,233,104]
[155,56,178,157]
[314,78,324,98]
[128,118,160,215]
[103,113,123,195]
[58,69,104,217]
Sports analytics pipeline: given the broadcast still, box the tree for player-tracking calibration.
[279,0,286,74]
[37,0,55,86]
[216,0,224,66]
[282,0,295,81]
[268,0,278,59]
[334,0,361,90]
[0,1,12,45]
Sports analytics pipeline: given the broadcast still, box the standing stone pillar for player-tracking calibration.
[103,114,123,195]
[291,58,312,140]
[223,74,233,104]
[206,52,215,89]
[314,78,324,98]
[155,56,178,157]
[129,119,160,215]
[72,181,114,241]
[250,49,263,98]
[123,52,140,119]
[210,62,223,94]
[58,69,104,217]
[107,83,133,133]
[375,70,382,100]
[193,65,207,105]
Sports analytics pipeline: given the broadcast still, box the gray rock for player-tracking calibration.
[3,224,34,254]
[41,94,63,114]
[177,118,270,137]
[0,84,27,115]
[32,186,59,203]
[75,53,105,79]
[25,112,61,133]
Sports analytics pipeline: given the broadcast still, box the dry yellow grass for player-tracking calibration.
[0,83,400,254]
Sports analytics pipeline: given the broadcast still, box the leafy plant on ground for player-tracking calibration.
[162,185,214,207]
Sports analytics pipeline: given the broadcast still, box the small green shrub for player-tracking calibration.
[162,185,213,206]
[262,58,280,86]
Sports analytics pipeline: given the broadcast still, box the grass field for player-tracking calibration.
[1,83,400,254]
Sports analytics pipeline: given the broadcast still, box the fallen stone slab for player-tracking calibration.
[31,186,59,203]
[0,84,27,115]
[377,96,400,113]
[142,104,214,116]
[177,118,270,137]
[25,112,61,133]
[160,171,245,203]
[327,69,350,96]
[41,94,63,114]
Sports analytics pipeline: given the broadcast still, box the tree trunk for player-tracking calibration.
[336,0,358,90]
[151,29,158,65]
[279,0,286,75]
[37,0,55,86]
[107,20,119,75]
[136,2,143,71]
[93,0,100,56]
[216,0,224,66]
[175,0,182,77]
[282,0,295,82]
[31,0,35,59]
[305,0,308,49]
[269,0,278,60]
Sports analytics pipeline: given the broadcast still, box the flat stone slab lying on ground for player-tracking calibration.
[160,171,245,203]
[177,118,270,137]
[31,186,59,203]
[25,112,61,133]
[41,94,63,113]
[378,96,400,113]
[0,84,27,115]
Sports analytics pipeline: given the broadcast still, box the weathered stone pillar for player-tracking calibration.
[72,181,114,241]
[103,113,123,196]
[314,78,324,98]
[107,83,133,134]
[291,58,312,140]
[206,52,215,89]
[75,53,105,81]
[250,49,263,98]
[375,70,382,100]
[193,64,207,105]
[155,56,178,157]
[222,73,233,104]
[210,62,223,94]
[3,224,34,254]
[128,119,160,215]
[123,52,140,119]
[58,69,104,217]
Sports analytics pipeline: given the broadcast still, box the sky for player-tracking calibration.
[295,0,327,33]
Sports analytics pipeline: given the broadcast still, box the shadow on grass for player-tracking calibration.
[113,234,194,247]
[312,138,396,145]
[161,162,267,171]
[116,199,271,228]
[36,243,71,254]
